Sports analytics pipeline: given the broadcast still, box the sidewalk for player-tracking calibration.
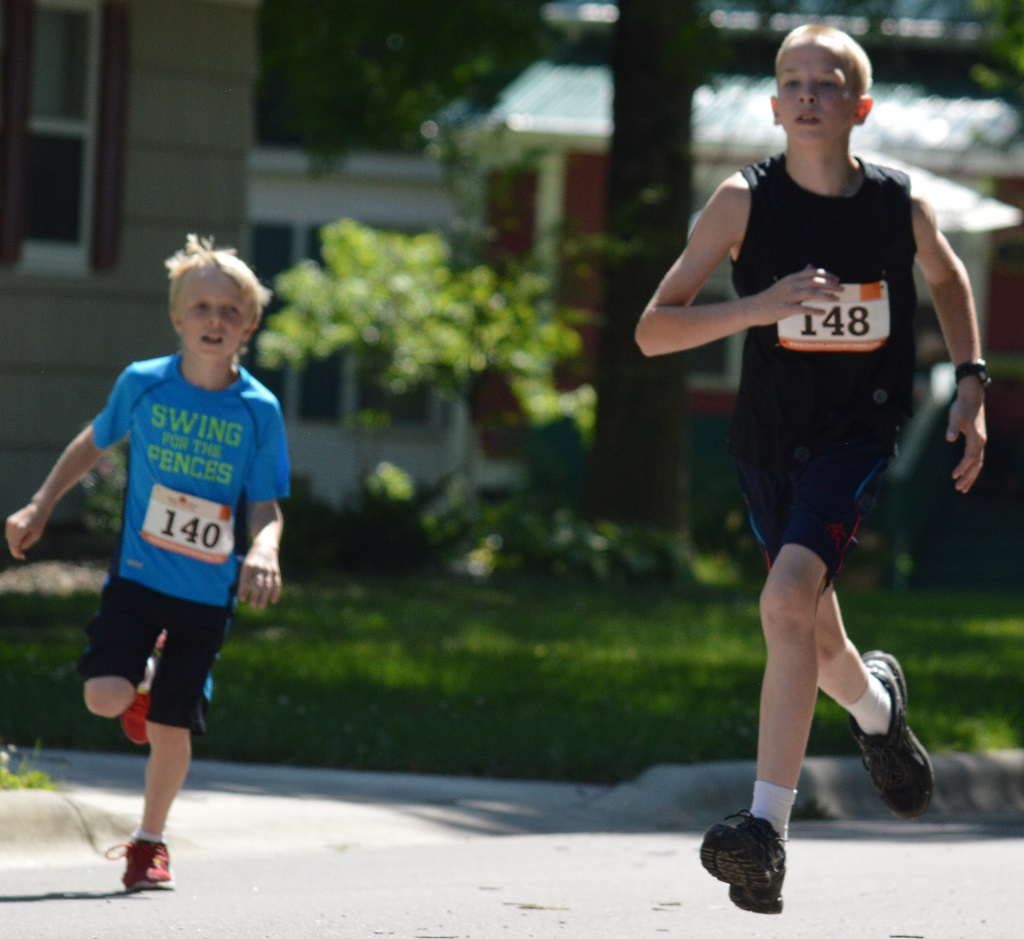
[2,747,1022,868]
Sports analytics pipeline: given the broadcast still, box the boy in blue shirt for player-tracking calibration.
[637,26,986,914]
[6,235,290,892]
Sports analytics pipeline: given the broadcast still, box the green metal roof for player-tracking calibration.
[484,61,1019,160]
[489,63,610,137]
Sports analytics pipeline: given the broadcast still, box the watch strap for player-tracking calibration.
[954,359,991,387]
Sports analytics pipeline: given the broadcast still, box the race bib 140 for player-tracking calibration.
[140,483,235,564]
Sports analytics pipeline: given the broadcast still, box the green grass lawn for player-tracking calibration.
[1,573,1021,783]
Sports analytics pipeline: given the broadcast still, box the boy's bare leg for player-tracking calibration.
[814,587,871,707]
[700,544,822,915]
[84,679,191,836]
[755,544,827,789]
[142,723,191,836]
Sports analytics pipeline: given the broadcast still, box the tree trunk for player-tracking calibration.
[585,0,701,532]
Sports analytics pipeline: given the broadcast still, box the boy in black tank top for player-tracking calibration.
[636,24,987,914]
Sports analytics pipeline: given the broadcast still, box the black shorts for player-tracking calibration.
[736,438,890,584]
[77,577,233,734]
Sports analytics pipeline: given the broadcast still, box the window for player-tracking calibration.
[0,0,126,271]
[249,221,343,421]
[247,222,292,403]
[24,0,99,268]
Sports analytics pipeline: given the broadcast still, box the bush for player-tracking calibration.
[461,502,697,586]
[335,463,465,572]
[278,479,345,573]
[283,464,467,575]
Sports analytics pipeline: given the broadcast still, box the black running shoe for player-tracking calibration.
[700,811,785,915]
[850,650,934,819]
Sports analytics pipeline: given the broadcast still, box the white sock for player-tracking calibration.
[133,827,163,844]
[751,780,797,841]
[847,673,892,736]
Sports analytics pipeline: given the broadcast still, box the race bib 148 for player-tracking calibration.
[778,280,890,353]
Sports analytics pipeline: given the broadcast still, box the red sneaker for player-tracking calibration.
[120,690,151,745]
[107,840,175,891]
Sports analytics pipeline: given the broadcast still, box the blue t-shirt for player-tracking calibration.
[92,354,290,606]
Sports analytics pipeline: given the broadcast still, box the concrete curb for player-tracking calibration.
[0,789,134,865]
[2,749,1022,865]
[586,750,1024,828]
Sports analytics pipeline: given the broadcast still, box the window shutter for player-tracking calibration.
[0,0,33,265]
[91,0,129,271]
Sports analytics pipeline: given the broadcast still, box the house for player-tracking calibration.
[0,0,261,529]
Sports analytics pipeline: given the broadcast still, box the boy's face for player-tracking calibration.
[171,267,257,365]
[772,38,871,139]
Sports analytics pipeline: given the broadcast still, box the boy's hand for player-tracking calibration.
[237,544,282,609]
[5,503,48,560]
[946,383,986,493]
[751,266,841,326]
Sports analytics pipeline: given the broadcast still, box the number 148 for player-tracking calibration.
[801,305,871,337]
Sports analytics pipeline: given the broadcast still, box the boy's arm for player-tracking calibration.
[635,172,842,356]
[237,498,283,609]
[5,425,106,560]
[911,194,987,493]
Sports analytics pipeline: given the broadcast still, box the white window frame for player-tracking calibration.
[20,0,101,273]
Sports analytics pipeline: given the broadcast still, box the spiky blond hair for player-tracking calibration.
[165,234,272,324]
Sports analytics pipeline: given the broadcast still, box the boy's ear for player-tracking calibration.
[771,96,780,124]
[854,96,873,125]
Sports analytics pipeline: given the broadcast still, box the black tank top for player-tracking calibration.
[729,153,917,473]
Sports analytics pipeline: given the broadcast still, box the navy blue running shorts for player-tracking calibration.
[735,438,891,584]
[77,576,233,734]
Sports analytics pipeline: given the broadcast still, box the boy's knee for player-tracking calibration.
[760,573,819,640]
[146,722,192,754]
[83,676,135,718]
[760,547,827,627]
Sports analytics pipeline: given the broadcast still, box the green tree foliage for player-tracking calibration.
[260,0,552,153]
[972,0,1024,93]
[258,219,588,426]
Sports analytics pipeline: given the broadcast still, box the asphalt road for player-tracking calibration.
[1,749,1021,938]
[2,821,1021,939]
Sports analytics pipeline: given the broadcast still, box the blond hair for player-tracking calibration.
[165,234,272,325]
[776,24,873,98]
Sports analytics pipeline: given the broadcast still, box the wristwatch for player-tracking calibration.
[954,359,991,388]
